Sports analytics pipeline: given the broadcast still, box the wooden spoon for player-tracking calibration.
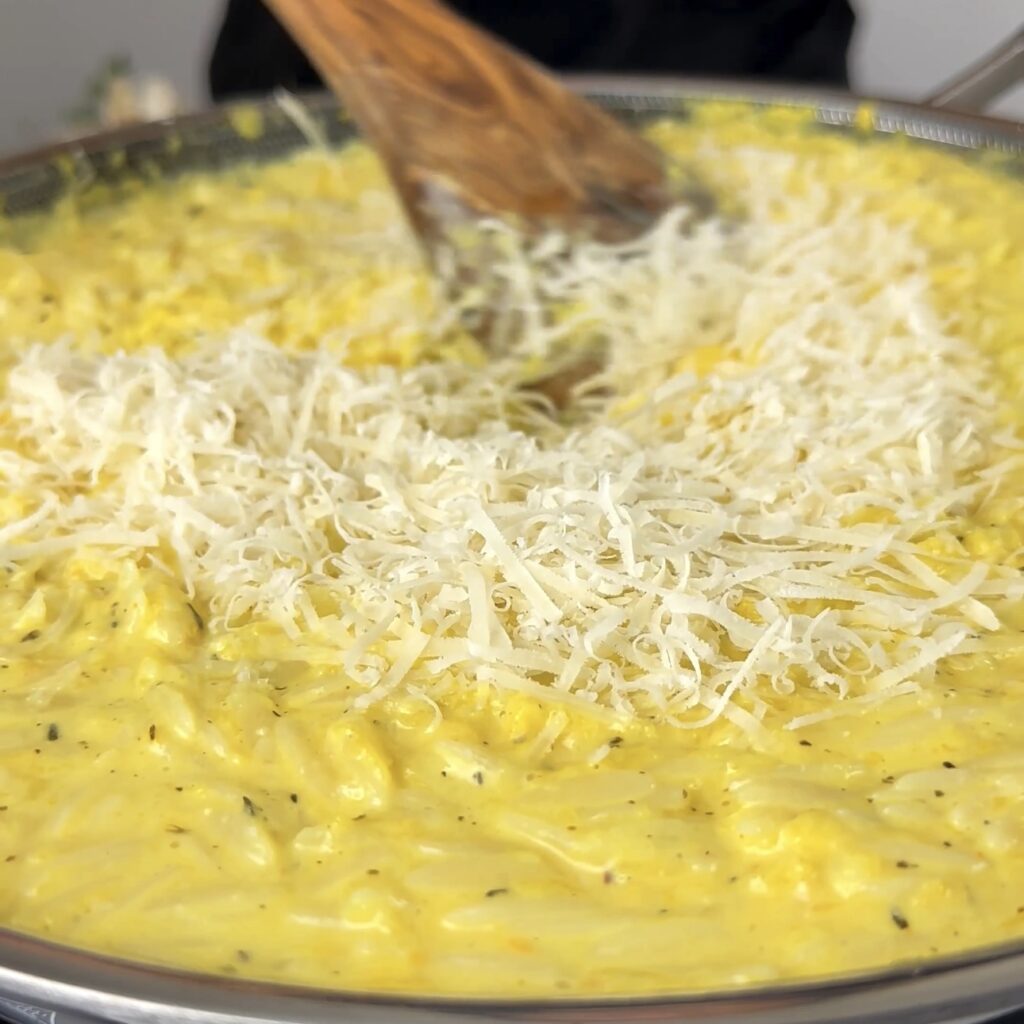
[264,0,681,255]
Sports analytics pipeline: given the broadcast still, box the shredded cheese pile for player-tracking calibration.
[1,149,1020,728]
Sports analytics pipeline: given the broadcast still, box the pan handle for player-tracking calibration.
[924,25,1024,111]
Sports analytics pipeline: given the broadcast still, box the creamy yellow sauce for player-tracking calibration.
[1,103,1023,996]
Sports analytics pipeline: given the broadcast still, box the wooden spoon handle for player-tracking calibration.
[265,0,671,241]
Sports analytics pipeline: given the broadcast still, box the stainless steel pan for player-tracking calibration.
[0,27,1023,1024]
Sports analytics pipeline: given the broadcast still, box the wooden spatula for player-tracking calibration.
[265,0,679,255]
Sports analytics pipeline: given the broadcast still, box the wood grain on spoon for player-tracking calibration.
[264,0,676,253]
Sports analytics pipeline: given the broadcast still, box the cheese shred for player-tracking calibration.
[0,147,1018,727]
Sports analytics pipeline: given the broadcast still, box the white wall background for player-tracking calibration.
[0,0,1021,157]
[0,0,223,154]
[850,1,1023,119]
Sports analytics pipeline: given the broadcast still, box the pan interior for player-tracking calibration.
[0,90,1023,1008]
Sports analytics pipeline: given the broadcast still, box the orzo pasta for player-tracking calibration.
[0,102,1022,996]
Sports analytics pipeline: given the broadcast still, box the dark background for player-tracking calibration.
[208,0,858,99]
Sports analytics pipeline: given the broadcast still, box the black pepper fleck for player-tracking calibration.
[472,770,484,785]
[289,793,299,804]
[942,760,957,769]
[46,723,59,742]
[891,910,910,930]
[149,724,157,741]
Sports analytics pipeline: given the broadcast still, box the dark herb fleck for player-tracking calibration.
[46,723,59,742]
[20,630,40,643]
[149,724,157,741]
[236,950,250,963]
[5,855,16,863]
[289,793,299,804]
[242,796,258,817]
[882,775,895,784]
[891,910,910,930]
[608,736,624,748]
[799,739,813,747]
[472,770,484,785]
[187,603,205,630]
[942,760,957,769]
[485,888,509,898]
[352,814,366,821]
[166,824,189,834]
[934,790,945,798]
[602,869,615,885]
[367,868,380,876]
[895,860,917,869]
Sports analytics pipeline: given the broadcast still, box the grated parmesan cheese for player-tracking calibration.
[0,147,1020,728]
